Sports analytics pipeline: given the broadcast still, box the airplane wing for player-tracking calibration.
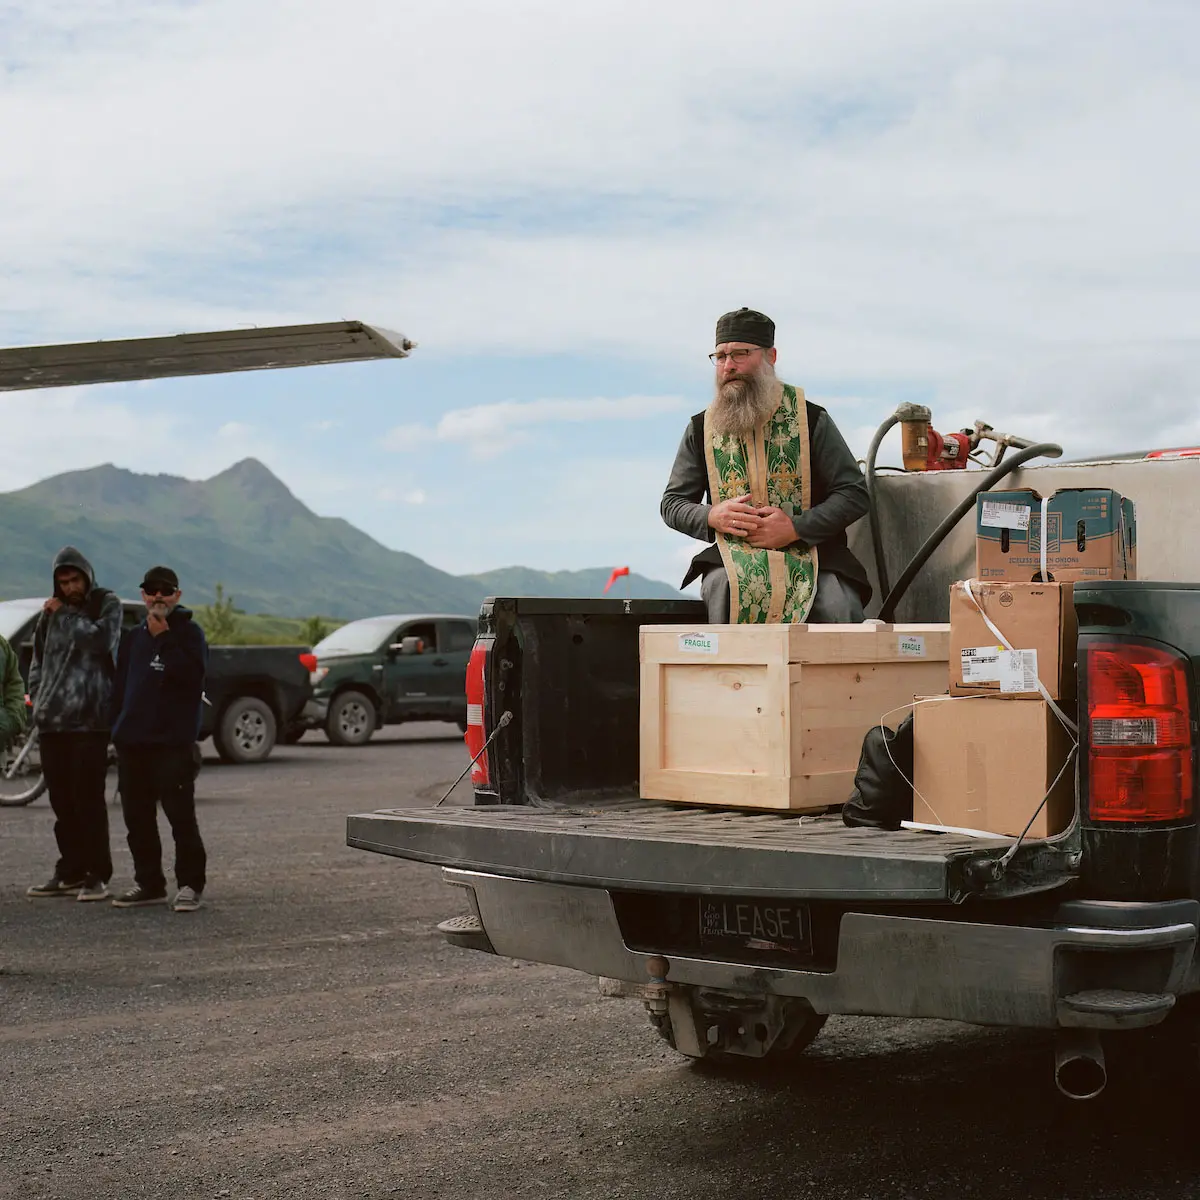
[0,321,415,391]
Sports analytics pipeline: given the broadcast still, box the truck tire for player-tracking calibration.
[326,690,377,746]
[213,696,277,764]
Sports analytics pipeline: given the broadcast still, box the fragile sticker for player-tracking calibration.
[998,649,1039,694]
[980,500,1031,531]
[678,632,718,655]
[897,634,926,658]
[960,646,1004,683]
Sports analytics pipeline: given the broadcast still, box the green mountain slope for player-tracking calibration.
[0,460,683,618]
[465,565,681,601]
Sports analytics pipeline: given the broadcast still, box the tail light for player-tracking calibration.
[1087,641,1194,822]
[465,641,489,786]
[298,652,328,685]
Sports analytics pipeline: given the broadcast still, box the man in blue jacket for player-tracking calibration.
[110,565,209,913]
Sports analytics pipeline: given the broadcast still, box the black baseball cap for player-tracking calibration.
[140,566,180,593]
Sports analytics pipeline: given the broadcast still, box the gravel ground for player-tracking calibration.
[4,725,1200,1200]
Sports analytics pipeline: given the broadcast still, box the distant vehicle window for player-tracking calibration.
[0,600,44,642]
[398,621,438,651]
[444,621,476,652]
[313,617,401,657]
[0,598,143,644]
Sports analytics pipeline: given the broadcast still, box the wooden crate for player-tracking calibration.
[640,622,950,811]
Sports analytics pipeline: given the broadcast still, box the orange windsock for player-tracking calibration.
[603,566,630,593]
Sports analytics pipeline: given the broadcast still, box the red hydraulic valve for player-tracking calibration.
[898,405,972,471]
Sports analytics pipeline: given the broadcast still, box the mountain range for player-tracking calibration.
[0,459,683,618]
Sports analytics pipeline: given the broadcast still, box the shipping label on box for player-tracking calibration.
[975,488,1136,583]
[949,581,1076,699]
[912,695,1075,838]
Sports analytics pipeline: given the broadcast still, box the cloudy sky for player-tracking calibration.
[2,1,1198,587]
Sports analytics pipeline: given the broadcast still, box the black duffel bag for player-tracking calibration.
[841,713,915,831]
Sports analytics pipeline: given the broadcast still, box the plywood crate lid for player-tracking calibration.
[639,622,950,665]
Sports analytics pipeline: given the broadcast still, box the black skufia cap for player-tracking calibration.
[715,307,775,348]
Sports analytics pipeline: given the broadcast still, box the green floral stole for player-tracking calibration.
[703,383,819,623]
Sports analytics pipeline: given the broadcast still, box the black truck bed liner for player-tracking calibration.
[346,797,1050,901]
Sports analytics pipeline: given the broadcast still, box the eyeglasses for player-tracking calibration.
[709,348,761,365]
[141,586,177,598]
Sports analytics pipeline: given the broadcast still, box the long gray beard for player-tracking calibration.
[708,365,779,438]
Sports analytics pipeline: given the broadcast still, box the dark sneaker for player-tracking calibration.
[172,886,203,913]
[27,875,85,898]
[111,885,168,908]
[77,878,111,903]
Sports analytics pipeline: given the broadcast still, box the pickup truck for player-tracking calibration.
[0,597,315,768]
[346,460,1200,1102]
[305,612,476,745]
[203,643,316,763]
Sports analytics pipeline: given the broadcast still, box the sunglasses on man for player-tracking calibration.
[141,585,178,598]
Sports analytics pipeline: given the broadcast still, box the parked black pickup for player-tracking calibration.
[0,598,314,764]
[202,644,316,763]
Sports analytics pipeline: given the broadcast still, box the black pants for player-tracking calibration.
[40,730,112,884]
[117,744,206,894]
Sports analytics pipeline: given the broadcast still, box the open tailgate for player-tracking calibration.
[347,799,1071,903]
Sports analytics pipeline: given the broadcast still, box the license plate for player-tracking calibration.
[698,896,812,957]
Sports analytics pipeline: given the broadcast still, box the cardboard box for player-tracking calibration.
[912,695,1075,838]
[639,622,950,812]
[975,488,1136,583]
[949,580,1077,700]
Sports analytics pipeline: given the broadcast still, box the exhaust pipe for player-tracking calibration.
[1055,1029,1107,1100]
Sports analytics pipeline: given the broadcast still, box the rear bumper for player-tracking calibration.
[444,868,1199,1030]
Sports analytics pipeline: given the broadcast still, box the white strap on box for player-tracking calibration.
[959,578,1078,736]
[1039,495,1049,582]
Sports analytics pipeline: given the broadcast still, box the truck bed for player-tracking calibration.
[347,796,1070,902]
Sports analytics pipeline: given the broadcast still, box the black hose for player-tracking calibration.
[876,441,1063,623]
[864,414,900,603]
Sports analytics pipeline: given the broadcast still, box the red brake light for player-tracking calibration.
[465,642,489,786]
[298,653,318,673]
[1087,641,1194,823]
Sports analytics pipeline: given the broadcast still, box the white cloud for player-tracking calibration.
[376,485,427,505]
[0,385,178,491]
[217,421,253,439]
[383,395,686,459]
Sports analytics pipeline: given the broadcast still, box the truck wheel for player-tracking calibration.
[213,697,277,764]
[327,690,377,746]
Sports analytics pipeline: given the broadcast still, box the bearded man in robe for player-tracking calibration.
[661,307,871,624]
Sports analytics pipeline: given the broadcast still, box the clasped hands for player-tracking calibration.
[708,494,798,550]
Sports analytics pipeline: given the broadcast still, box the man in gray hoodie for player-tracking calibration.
[26,547,122,902]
